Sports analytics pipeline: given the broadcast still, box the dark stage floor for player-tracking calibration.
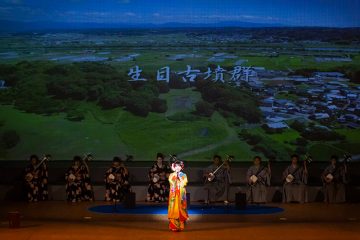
[0,201,359,240]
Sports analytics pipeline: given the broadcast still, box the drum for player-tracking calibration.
[153,174,160,183]
[250,175,258,184]
[286,174,294,183]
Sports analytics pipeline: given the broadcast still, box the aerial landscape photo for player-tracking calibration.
[0,0,359,161]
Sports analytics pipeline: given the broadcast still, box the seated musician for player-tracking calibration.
[24,154,49,202]
[65,155,93,202]
[203,155,231,205]
[147,153,171,202]
[282,154,308,203]
[105,157,131,202]
[322,155,347,203]
[246,156,271,204]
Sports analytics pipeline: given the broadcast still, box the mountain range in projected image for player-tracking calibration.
[0,0,359,161]
[0,20,286,32]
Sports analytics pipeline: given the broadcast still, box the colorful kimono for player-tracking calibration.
[65,164,94,202]
[322,164,347,203]
[24,162,48,202]
[105,166,131,202]
[147,162,171,202]
[282,164,308,203]
[246,164,271,203]
[168,172,189,231]
[204,164,230,203]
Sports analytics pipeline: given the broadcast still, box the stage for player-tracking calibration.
[0,202,359,240]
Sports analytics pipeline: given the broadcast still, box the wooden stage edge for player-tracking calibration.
[0,201,359,240]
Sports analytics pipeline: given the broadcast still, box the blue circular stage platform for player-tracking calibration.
[89,204,284,215]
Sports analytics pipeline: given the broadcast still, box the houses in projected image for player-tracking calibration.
[252,69,360,129]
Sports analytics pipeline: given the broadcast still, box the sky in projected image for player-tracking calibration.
[0,0,359,27]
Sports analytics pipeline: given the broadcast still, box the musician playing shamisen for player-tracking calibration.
[168,160,189,232]
[203,155,231,205]
[246,156,271,204]
[104,156,130,202]
[24,154,49,202]
[65,155,94,202]
[321,155,347,203]
[282,154,308,203]
[147,153,171,202]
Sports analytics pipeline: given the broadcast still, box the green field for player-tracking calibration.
[0,88,238,160]
[0,105,125,160]
[2,36,360,74]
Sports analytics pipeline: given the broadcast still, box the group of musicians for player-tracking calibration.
[23,153,348,204]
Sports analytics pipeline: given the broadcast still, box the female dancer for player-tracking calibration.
[168,160,189,232]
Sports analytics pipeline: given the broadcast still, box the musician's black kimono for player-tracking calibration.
[24,156,49,202]
[147,160,171,202]
[105,161,131,202]
[322,162,347,203]
[65,161,94,202]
